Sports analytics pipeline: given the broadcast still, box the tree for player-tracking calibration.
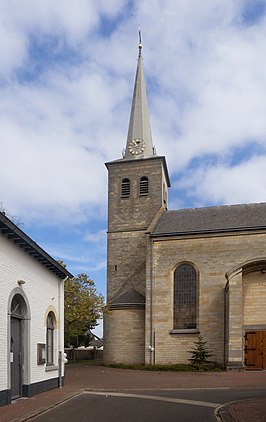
[64,273,105,347]
[188,335,212,369]
[0,202,23,227]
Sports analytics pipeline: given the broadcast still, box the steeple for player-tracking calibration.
[124,30,155,160]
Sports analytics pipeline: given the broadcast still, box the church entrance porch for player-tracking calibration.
[244,331,266,370]
[225,258,266,370]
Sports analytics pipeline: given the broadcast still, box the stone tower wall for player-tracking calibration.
[106,157,168,302]
[104,157,168,365]
[104,309,145,365]
[107,158,168,233]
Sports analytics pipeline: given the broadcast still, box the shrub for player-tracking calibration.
[188,335,212,369]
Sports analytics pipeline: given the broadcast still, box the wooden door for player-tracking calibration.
[244,331,266,370]
[11,317,22,399]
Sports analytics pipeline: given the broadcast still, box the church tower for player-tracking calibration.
[104,35,170,364]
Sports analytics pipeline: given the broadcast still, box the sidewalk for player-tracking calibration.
[1,362,266,421]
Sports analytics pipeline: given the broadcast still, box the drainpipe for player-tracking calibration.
[58,276,68,388]
[149,239,155,365]
[224,280,229,370]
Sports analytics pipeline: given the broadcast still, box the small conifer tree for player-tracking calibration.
[188,335,212,369]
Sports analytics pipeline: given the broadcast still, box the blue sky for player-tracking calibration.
[1,0,266,336]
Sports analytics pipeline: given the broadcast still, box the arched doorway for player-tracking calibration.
[225,258,266,370]
[9,293,29,399]
[243,264,266,370]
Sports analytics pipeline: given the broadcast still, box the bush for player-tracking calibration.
[107,362,221,372]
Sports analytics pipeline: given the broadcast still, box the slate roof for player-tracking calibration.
[110,287,145,309]
[152,202,266,237]
[0,211,73,279]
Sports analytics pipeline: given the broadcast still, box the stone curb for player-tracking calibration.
[18,391,82,422]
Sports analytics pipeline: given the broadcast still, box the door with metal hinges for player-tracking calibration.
[244,330,266,370]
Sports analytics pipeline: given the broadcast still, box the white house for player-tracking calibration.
[0,211,72,406]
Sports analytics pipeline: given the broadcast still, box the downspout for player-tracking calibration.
[224,279,229,370]
[149,238,155,364]
[58,276,68,388]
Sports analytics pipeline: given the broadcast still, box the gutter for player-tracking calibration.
[150,225,266,238]
[0,212,73,279]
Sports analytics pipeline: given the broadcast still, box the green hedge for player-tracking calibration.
[108,363,222,372]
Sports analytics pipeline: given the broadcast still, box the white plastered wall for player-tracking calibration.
[0,234,63,392]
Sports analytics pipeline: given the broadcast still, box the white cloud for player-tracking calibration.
[179,154,266,206]
[2,0,266,299]
[84,229,106,243]
[1,0,266,226]
[0,1,98,77]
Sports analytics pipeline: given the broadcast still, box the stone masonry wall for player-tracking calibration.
[105,157,168,364]
[107,230,147,301]
[104,309,145,365]
[145,231,266,365]
[107,158,168,233]
[243,270,266,326]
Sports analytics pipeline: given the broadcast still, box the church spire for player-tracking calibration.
[124,29,155,160]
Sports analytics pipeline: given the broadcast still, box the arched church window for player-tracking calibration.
[174,263,197,330]
[140,176,149,196]
[121,178,130,198]
[46,312,55,366]
[11,294,26,318]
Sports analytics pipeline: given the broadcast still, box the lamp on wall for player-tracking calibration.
[17,279,26,286]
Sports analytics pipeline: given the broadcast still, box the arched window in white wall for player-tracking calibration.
[46,312,55,366]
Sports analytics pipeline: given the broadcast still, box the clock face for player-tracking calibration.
[128,139,146,155]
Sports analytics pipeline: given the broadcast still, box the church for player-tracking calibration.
[104,39,266,371]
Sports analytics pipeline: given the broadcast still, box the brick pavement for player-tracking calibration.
[0,362,266,422]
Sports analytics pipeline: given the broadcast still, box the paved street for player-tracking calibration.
[30,392,217,422]
[30,387,266,422]
[1,363,266,422]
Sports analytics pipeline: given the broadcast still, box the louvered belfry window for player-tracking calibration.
[174,264,197,330]
[139,176,149,196]
[121,178,130,198]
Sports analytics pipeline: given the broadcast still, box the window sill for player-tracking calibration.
[45,365,58,372]
[169,329,200,335]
